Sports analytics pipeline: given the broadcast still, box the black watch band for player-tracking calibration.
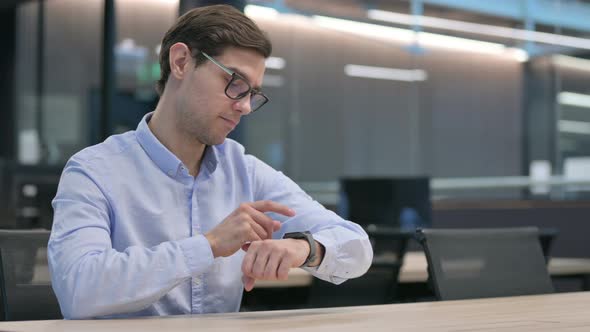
[283,231,317,267]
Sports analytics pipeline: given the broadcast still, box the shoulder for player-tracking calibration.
[67,131,137,172]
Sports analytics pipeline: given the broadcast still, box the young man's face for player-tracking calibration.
[176,46,266,146]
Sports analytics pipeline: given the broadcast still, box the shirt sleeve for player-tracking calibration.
[48,158,214,319]
[248,156,373,284]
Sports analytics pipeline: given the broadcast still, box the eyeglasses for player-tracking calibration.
[200,51,269,113]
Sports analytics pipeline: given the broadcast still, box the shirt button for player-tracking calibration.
[168,170,174,176]
[194,278,201,285]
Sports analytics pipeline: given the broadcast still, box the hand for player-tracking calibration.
[205,201,296,258]
[241,238,310,292]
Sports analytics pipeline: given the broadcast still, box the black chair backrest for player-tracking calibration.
[417,227,554,301]
[0,229,62,320]
[307,227,412,308]
[538,227,559,262]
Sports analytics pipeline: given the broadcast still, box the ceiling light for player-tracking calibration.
[559,120,590,135]
[244,5,279,19]
[312,16,527,61]
[558,92,590,109]
[312,15,414,43]
[265,57,286,70]
[344,64,427,82]
[553,55,590,72]
[368,9,590,51]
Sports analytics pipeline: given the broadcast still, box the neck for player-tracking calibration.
[149,94,206,177]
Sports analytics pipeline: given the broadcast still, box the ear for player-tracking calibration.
[168,42,193,81]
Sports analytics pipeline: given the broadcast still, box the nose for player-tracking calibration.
[232,94,252,115]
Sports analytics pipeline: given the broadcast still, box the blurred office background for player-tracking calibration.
[1,1,590,257]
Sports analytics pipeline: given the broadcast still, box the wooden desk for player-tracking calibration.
[255,252,590,288]
[3,292,590,331]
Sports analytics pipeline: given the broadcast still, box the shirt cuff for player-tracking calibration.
[302,232,346,285]
[178,235,215,277]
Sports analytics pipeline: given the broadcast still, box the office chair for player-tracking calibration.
[0,229,62,320]
[538,227,558,262]
[417,227,554,301]
[307,227,412,308]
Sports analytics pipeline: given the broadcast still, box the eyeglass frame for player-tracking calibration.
[199,51,269,113]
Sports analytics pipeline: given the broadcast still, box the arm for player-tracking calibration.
[242,156,373,286]
[48,160,214,319]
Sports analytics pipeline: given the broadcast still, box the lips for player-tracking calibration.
[220,116,239,128]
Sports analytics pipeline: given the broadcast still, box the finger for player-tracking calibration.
[245,206,276,240]
[264,250,283,280]
[277,256,291,280]
[273,220,281,232]
[242,275,256,292]
[241,245,257,276]
[252,248,271,279]
[250,200,296,217]
[247,216,269,240]
[243,229,262,250]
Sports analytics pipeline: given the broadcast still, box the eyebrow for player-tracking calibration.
[228,66,262,90]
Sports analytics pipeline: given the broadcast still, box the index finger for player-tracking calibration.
[250,200,296,217]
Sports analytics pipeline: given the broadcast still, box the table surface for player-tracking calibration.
[255,252,590,288]
[2,291,590,331]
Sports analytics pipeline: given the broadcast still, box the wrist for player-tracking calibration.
[283,231,317,267]
[204,233,219,258]
[307,242,325,267]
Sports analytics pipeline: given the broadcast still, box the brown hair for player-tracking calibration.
[156,5,272,95]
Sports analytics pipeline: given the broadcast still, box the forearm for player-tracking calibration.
[270,206,372,279]
[251,157,373,282]
[281,205,373,281]
[49,234,213,319]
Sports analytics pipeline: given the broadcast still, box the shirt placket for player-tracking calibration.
[188,169,204,314]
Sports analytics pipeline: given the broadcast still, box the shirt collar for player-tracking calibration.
[203,144,219,174]
[135,112,218,177]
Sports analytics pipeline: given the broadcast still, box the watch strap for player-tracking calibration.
[283,231,316,267]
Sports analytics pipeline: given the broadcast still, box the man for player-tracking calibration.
[48,5,372,319]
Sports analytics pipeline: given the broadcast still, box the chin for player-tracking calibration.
[208,135,227,146]
[215,137,227,145]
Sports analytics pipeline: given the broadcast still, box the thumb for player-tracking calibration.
[242,275,256,292]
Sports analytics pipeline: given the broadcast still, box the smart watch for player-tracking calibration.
[283,231,316,267]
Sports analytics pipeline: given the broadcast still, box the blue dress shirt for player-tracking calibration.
[48,112,372,319]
